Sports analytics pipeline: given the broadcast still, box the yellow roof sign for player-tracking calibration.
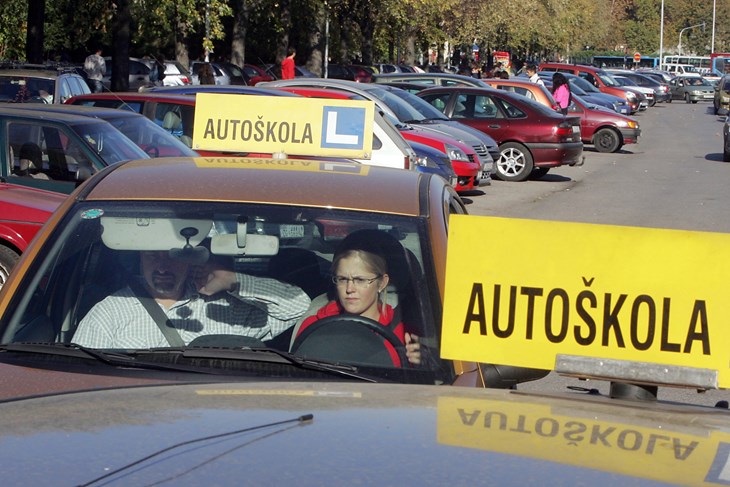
[441,215,730,388]
[192,94,375,158]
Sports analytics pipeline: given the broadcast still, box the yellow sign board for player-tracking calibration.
[437,396,730,485]
[192,94,375,158]
[441,216,730,388]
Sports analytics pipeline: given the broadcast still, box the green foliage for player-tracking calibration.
[0,0,27,59]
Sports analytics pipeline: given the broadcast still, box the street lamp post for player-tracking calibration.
[678,22,706,56]
[659,0,664,68]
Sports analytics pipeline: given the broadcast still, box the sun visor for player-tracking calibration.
[210,233,279,256]
[101,217,213,251]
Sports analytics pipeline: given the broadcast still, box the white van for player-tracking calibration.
[663,64,696,76]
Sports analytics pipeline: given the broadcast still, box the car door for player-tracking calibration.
[449,92,510,144]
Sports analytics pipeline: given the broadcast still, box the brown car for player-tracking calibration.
[481,78,560,111]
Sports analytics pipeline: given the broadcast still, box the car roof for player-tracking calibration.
[0,106,111,125]
[67,92,196,105]
[148,85,297,96]
[83,157,427,216]
[2,103,147,119]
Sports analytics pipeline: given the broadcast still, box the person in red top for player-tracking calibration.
[281,47,296,80]
[296,246,421,366]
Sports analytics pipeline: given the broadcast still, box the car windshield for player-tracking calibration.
[596,71,619,87]
[70,121,149,164]
[1,200,447,383]
[366,86,449,122]
[0,75,55,103]
[103,114,198,157]
[567,75,601,93]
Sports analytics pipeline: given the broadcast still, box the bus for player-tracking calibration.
[592,55,659,69]
[710,53,730,76]
[662,55,711,73]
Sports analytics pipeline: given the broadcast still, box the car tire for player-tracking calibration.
[685,93,691,104]
[667,97,672,103]
[593,128,622,153]
[496,143,534,182]
[0,245,20,290]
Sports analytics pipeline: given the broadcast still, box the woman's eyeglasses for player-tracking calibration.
[332,275,381,288]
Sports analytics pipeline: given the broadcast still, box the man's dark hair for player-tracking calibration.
[287,47,296,56]
[526,63,537,73]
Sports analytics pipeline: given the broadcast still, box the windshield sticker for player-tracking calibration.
[80,209,104,220]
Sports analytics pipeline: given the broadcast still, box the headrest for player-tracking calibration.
[162,111,182,130]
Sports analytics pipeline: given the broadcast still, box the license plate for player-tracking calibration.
[704,94,714,98]
[572,125,580,134]
[280,225,304,238]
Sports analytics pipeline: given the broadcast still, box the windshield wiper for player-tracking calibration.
[172,347,378,382]
[0,342,136,365]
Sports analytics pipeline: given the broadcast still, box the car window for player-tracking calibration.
[495,97,526,118]
[0,75,55,103]
[419,93,451,113]
[472,95,501,119]
[153,103,196,141]
[7,121,97,186]
[129,61,149,76]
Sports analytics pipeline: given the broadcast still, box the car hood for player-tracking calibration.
[0,370,727,486]
[0,183,66,223]
[412,120,499,148]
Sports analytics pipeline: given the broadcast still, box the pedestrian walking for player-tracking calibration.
[281,47,296,80]
[84,47,106,93]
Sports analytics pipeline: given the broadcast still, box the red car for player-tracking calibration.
[569,95,641,153]
[0,183,65,289]
[418,86,583,182]
[67,92,243,156]
[242,64,274,85]
[275,86,482,192]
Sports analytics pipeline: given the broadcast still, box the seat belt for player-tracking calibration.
[129,280,186,347]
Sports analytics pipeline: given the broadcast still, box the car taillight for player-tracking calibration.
[554,122,574,139]
[182,76,191,84]
[404,155,411,170]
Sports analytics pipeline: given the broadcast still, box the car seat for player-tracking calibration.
[16,142,43,176]
[162,111,183,136]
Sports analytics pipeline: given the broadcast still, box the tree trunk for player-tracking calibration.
[175,11,190,68]
[230,0,248,66]
[111,0,131,92]
[305,4,325,76]
[277,0,291,62]
[25,0,45,63]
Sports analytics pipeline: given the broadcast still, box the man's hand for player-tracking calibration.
[405,332,421,365]
[193,261,236,296]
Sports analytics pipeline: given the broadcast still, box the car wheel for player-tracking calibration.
[0,245,20,291]
[593,128,622,153]
[529,168,550,179]
[666,97,672,103]
[724,150,730,163]
[496,143,534,182]
[685,93,691,104]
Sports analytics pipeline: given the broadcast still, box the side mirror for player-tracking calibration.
[479,363,550,389]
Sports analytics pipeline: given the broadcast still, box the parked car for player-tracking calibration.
[325,64,357,81]
[418,86,584,181]
[0,106,148,194]
[606,69,670,104]
[539,63,643,113]
[190,61,248,85]
[668,74,715,103]
[346,65,374,83]
[8,103,197,158]
[260,79,499,182]
[162,60,192,86]
[374,72,493,88]
[242,64,274,85]
[637,68,675,83]
[524,78,640,153]
[408,140,458,186]
[0,183,64,290]
[0,64,90,104]
[610,74,656,107]
[714,73,730,115]
[102,57,151,92]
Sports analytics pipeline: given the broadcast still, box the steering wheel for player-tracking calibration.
[291,315,408,367]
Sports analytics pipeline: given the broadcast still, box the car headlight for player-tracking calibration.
[625,91,637,100]
[445,144,469,162]
[414,155,439,168]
